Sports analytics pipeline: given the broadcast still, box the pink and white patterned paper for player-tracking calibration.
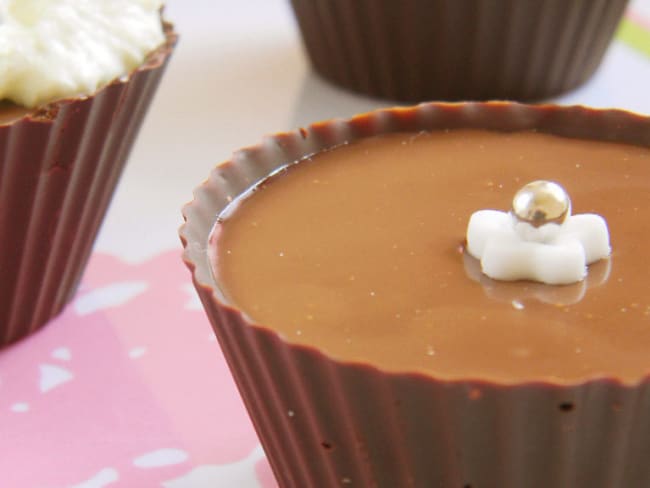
[0,251,277,488]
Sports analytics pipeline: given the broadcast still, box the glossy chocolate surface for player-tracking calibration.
[212,130,650,383]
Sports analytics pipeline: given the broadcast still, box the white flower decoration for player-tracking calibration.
[466,181,611,285]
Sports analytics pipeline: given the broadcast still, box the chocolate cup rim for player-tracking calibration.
[180,101,650,389]
[0,19,178,127]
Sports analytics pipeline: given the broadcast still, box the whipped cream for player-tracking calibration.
[466,181,611,285]
[0,0,165,108]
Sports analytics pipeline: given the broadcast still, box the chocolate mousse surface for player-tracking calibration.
[211,129,650,384]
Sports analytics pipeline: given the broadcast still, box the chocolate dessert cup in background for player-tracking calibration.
[0,23,177,347]
[181,102,650,488]
[289,0,630,102]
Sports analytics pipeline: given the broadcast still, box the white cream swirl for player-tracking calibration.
[0,0,165,108]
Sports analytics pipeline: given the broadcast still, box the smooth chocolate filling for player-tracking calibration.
[211,130,650,383]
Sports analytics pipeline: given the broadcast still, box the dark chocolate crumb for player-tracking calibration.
[558,402,575,412]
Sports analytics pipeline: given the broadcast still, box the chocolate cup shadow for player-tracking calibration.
[290,70,392,131]
[0,23,177,347]
[181,102,650,488]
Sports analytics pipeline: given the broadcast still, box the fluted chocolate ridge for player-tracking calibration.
[289,0,629,102]
[181,102,650,487]
[0,23,177,347]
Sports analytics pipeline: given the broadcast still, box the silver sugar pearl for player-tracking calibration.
[512,180,571,227]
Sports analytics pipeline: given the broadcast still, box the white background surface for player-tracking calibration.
[95,0,650,262]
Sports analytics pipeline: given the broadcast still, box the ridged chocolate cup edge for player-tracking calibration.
[289,0,630,102]
[0,21,178,346]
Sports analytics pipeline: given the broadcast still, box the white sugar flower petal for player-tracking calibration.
[482,234,587,285]
[513,220,563,243]
[562,214,611,263]
[466,210,512,259]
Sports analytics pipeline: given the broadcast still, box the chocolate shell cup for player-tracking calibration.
[0,22,177,346]
[181,102,650,488]
[289,0,630,102]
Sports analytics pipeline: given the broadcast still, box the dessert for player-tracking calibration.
[289,0,630,102]
[181,102,650,487]
[0,1,177,346]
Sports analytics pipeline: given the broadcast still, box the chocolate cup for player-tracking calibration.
[289,0,630,102]
[181,103,650,488]
[0,22,177,347]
